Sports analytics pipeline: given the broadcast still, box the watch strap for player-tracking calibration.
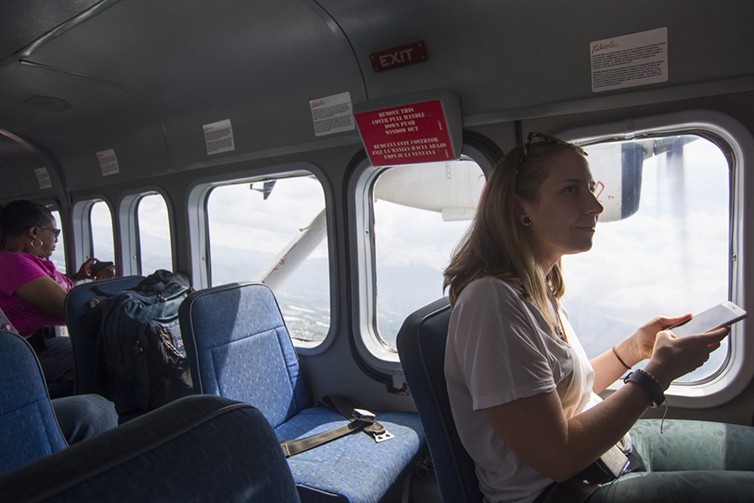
[624,369,665,408]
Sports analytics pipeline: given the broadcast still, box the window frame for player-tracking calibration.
[348,143,497,376]
[560,109,751,408]
[120,188,176,276]
[70,196,116,274]
[186,162,337,355]
[46,203,67,274]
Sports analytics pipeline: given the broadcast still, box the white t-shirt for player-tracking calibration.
[445,276,609,503]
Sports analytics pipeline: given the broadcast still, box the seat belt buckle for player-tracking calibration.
[372,430,394,443]
[352,408,376,424]
[352,408,394,442]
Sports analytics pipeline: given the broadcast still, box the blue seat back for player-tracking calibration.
[396,298,483,503]
[65,275,145,394]
[179,282,311,428]
[0,330,67,477]
[0,395,301,502]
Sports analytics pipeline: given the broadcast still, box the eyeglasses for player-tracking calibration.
[37,225,61,238]
[516,132,588,174]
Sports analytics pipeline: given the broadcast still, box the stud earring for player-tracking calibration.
[521,216,532,226]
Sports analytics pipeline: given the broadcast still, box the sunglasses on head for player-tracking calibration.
[517,132,588,174]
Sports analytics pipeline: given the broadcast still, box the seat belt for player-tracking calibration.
[321,395,394,443]
[279,396,393,458]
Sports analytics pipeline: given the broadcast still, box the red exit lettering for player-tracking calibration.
[370,41,428,72]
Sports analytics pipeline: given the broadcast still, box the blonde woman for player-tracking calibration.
[444,133,754,502]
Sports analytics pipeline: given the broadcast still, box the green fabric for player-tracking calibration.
[589,419,754,502]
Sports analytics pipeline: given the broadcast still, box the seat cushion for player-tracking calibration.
[275,407,425,503]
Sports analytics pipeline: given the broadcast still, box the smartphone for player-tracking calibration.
[91,260,114,275]
[669,301,747,336]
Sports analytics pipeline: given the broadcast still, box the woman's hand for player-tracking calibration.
[72,258,116,281]
[644,327,729,388]
[593,314,694,392]
[72,257,97,281]
[623,314,693,364]
[94,263,116,280]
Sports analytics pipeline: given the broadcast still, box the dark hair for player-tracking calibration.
[0,200,53,245]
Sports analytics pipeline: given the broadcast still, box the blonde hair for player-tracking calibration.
[443,138,585,335]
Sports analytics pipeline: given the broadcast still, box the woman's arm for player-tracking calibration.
[482,382,649,481]
[483,328,727,481]
[590,314,692,393]
[14,276,69,319]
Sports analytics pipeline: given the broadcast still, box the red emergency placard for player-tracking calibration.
[354,100,455,166]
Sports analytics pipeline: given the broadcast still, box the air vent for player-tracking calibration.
[24,95,72,113]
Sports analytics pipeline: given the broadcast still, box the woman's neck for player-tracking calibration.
[3,235,33,254]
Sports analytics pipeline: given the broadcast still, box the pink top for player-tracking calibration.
[0,251,74,337]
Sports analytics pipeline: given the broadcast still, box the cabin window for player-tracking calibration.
[90,201,115,263]
[368,160,484,352]
[562,134,731,384]
[206,172,330,346]
[136,194,173,273]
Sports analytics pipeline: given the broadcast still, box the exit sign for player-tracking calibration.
[370,41,428,72]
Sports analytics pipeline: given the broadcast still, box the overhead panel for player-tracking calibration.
[321,0,754,123]
[19,0,367,170]
[0,63,168,190]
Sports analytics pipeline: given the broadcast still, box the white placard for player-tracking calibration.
[310,91,355,137]
[590,27,668,93]
[203,118,235,155]
[34,167,52,189]
[96,148,120,176]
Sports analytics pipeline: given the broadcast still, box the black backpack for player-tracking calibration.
[98,270,194,414]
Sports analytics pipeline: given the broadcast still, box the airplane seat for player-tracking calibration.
[396,298,484,503]
[178,281,426,503]
[0,393,300,502]
[0,329,68,477]
[64,275,145,394]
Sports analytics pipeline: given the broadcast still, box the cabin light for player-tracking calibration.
[24,95,72,113]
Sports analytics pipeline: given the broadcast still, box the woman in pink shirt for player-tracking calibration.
[0,200,114,397]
